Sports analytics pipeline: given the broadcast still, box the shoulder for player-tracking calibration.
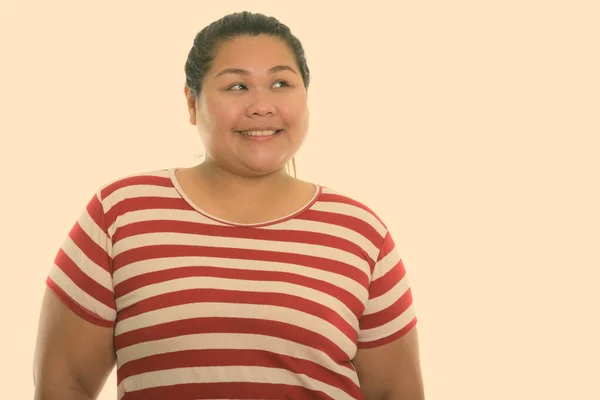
[97,168,173,201]
[94,168,175,202]
[313,184,391,241]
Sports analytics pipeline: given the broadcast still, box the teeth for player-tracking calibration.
[239,130,278,136]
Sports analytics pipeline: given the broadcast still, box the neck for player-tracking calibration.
[193,160,295,202]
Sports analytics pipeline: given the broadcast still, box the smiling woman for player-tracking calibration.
[186,33,309,184]
[33,11,424,400]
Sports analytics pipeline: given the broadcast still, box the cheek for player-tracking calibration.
[286,104,309,135]
[282,100,309,131]
[202,99,240,132]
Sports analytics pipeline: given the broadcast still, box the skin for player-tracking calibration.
[178,35,316,225]
[184,35,425,398]
[191,36,309,177]
[353,327,425,399]
[33,289,115,400]
[32,34,425,399]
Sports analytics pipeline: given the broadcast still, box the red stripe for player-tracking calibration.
[117,287,357,341]
[54,248,115,309]
[112,245,369,288]
[368,259,407,299]
[105,196,191,228]
[114,266,365,319]
[114,318,351,364]
[100,173,173,199]
[85,194,110,237]
[69,222,111,273]
[318,193,385,227]
[46,278,114,327]
[358,317,417,349]
[112,220,372,263]
[121,382,333,400]
[299,210,382,250]
[117,349,360,397]
[359,289,414,330]
[376,231,396,262]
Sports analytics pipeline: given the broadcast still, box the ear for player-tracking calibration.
[184,85,197,125]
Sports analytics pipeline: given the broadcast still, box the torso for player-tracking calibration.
[47,168,417,399]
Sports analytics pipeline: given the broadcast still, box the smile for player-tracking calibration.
[236,129,283,137]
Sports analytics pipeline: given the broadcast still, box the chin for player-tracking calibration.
[241,159,289,176]
[244,165,285,177]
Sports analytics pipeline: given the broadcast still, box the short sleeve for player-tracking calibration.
[357,231,417,348]
[46,191,116,327]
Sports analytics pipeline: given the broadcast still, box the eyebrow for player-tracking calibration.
[214,65,297,78]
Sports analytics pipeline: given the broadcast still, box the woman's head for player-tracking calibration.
[184,12,310,178]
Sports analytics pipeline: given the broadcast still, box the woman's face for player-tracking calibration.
[186,35,309,177]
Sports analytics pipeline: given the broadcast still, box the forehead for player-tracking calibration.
[211,35,296,71]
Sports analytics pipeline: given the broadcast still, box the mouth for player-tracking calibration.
[235,129,284,137]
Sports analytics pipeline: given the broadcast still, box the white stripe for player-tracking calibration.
[61,236,113,292]
[115,276,358,329]
[77,205,113,256]
[111,208,228,233]
[117,332,359,386]
[112,232,367,270]
[104,184,180,213]
[49,265,116,322]
[120,365,356,400]
[311,201,387,237]
[320,187,341,195]
[362,275,411,316]
[372,246,402,281]
[101,169,169,188]
[114,302,356,357]
[358,304,416,344]
[263,218,380,262]
[112,256,369,302]
[112,207,380,262]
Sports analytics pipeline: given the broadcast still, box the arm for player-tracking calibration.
[33,288,116,400]
[354,230,425,399]
[33,190,117,399]
[353,326,424,400]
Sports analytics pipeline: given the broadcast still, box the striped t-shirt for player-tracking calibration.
[46,168,417,400]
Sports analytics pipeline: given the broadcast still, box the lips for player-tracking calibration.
[236,129,284,137]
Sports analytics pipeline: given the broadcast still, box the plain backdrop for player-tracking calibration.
[1,1,598,399]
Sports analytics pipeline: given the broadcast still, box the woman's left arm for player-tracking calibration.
[353,326,425,400]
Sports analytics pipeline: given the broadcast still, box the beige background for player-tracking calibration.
[1,1,598,399]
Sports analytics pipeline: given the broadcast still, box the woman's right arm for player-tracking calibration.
[33,288,116,400]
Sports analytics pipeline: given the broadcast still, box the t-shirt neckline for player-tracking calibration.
[168,168,322,228]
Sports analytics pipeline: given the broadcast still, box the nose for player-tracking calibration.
[245,92,277,117]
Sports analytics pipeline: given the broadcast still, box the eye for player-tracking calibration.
[226,80,290,91]
[227,83,248,91]
[272,80,289,88]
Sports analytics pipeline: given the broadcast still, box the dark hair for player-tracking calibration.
[184,11,310,99]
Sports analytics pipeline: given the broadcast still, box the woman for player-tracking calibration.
[33,11,425,400]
